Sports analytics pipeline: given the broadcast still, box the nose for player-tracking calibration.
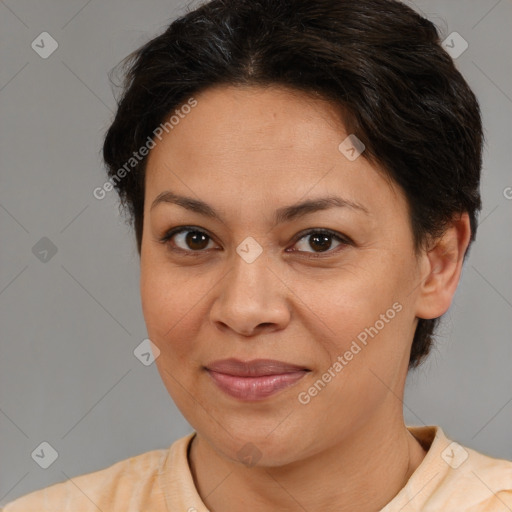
[209,248,291,337]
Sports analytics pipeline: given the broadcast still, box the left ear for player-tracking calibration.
[415,212,472,320]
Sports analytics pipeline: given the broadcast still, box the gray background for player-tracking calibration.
[1,0,511,505]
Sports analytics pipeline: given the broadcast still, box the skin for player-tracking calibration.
[140,84,471,512]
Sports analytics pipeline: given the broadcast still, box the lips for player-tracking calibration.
[205,358,310,400]
[206,358,309,376]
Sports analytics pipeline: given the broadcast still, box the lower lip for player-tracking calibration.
[206,370,308,401]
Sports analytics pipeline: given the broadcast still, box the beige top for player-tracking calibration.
[2,426,512,511]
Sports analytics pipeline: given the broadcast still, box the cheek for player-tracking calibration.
[294,263,401,345]
[293,293,410,445]
[297,251,415,382]
[140,254,204,360]
[140,259,207,411]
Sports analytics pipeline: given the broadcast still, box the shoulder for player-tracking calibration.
[1,447,169,512]
[407,426,512,511]
[436,443,512,510]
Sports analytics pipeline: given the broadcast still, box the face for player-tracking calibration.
[140,85,426,466]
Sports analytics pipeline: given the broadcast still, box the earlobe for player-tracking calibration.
[415,213,472,320]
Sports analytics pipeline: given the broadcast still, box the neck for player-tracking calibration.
[188,412,427,512]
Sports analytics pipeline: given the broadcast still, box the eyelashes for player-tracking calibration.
[159,226,353,258]
[160,227,216,253]
[289,229,350,255]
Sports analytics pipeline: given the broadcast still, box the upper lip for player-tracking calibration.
[205,358,309,377]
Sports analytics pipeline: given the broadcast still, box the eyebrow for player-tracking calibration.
[150,190,369,225]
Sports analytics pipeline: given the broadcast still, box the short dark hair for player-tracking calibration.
[102,0,483,369]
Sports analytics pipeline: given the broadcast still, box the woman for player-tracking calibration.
[4,0,511,510]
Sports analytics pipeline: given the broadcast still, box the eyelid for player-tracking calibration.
[286,228,352,257]
[159,225,212,244]
[158,225,219,254]
[291,227,353,247]
[159,226,353,256]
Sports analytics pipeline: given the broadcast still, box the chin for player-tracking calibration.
[196,417,317,468]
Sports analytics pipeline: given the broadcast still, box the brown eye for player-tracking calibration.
[307,233,334,252]
[183,231,210,250]
[162,228,216,252]
[291,229,350,255]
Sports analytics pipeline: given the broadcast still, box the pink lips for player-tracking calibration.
[205,358,309,401]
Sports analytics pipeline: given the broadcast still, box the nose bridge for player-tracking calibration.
[227,241,274,304]
[210,239,289,334]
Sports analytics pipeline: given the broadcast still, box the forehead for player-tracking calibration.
[144,85,403,220]
[148,85,348,167]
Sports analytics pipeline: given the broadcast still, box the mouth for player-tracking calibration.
[204,358,310,401]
